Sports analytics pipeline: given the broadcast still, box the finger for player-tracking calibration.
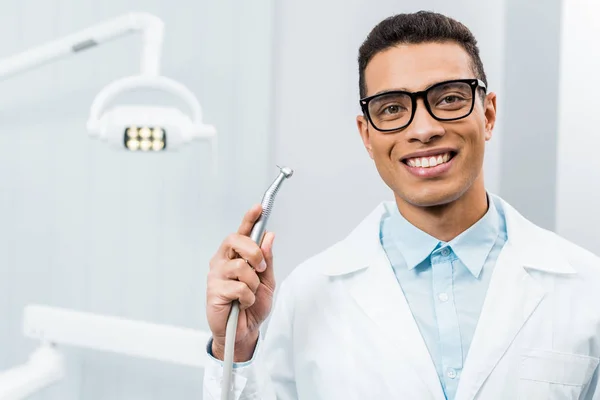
[220,259,261,293]
[237,204,263,236]
[216,280,256,310]
[258,231,276,286]
[261,231,275,268]
[219,234,267,271]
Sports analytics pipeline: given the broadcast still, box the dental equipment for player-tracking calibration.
[0,305,211,400]
[0,344,64,400]
[0,12,217,160]
[221,166,294,400]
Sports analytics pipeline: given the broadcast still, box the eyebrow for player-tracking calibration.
[371,78,464,96]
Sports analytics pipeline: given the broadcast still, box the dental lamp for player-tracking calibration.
[0,305,211,400]
[0,12,217,156]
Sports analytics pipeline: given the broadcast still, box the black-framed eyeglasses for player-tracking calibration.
[359,78,487,132]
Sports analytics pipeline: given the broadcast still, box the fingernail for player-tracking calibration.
[257,260,267,272]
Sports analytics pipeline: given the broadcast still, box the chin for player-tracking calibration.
[399,184,467,208]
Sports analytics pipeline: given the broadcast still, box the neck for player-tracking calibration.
[395,179,489,242]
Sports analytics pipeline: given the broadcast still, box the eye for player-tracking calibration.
[383,105,401,115]
[369,94,410,118]
[440,95,462,104]
[379,103,409,116]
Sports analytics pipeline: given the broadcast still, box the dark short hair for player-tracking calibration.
[358,11,487,98]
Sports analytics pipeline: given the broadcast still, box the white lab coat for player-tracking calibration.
[203,195,600,400]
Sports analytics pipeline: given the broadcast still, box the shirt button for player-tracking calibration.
[441,247,450,256]
[447,368,457,379]
[438,293,449,302]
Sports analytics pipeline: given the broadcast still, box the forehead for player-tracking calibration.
[364,42,475,96]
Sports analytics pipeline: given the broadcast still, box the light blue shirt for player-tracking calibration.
[379,195,507,400]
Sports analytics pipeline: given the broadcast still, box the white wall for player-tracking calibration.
[499,0,563,231]
[556,0,600,256]
[0,0,274,399]
[269,0,506,278]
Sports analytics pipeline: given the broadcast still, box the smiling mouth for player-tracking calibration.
[402,151,457,168]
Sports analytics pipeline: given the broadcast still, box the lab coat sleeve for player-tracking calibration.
[203,279,298,400]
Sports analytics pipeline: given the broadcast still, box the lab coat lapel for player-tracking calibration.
[454,198,549,400]
[455,242,546,400]
[342,245,446,400]
[324,202,445,399]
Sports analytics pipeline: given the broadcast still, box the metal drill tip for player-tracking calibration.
[277,165,293,178]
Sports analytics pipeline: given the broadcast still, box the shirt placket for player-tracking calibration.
[431,246,463,399]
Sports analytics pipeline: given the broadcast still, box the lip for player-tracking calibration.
[402,153,456,178]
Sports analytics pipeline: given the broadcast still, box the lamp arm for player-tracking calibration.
[0,12,164,80]
[0,344,64,400]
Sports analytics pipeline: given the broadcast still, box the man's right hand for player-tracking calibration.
[206,204,276,362]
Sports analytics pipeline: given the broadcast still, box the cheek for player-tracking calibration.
[459,127,487,171]
[370,137,396,159]
[369,140,400,177]
[459,118,487,147]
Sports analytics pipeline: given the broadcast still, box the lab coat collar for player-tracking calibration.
[492,194,576,275]
[321,202,388,276]
[323,193,576,277]
[321,193,576,400]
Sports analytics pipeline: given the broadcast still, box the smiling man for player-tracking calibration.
[203,11,600,400]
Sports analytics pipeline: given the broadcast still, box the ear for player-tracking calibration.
[483,92,497,141]
[357,114,374,159]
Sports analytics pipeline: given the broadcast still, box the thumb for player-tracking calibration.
[258,231,276,285]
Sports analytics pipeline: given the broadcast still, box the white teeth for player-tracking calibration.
[405,152,453,168]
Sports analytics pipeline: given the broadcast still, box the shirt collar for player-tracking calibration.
[385,194,501,278]
[384,204,439,270]
[448,196,500,277]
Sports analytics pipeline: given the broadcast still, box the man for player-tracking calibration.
[203,11,600,400]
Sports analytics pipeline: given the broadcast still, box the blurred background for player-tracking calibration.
[0,0,596,398]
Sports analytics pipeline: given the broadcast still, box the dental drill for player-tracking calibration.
[221,166,294,400]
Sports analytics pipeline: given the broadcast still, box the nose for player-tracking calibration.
[405,98,445,143]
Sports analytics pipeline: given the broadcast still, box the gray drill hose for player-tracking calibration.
[220,166,293,400]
